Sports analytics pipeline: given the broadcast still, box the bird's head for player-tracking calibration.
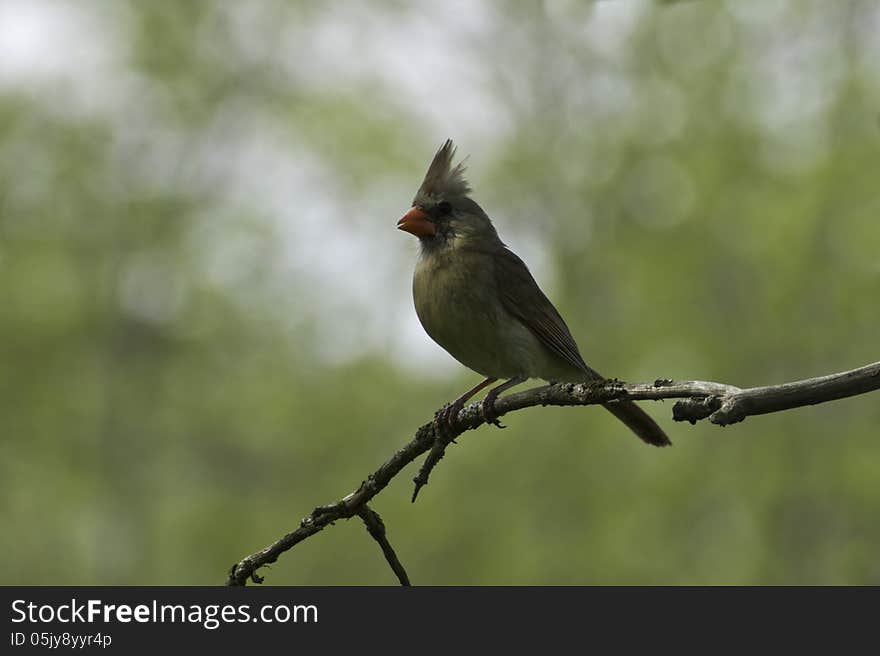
[397,139,501,253]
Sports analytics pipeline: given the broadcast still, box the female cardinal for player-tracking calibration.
[397,140,670,447]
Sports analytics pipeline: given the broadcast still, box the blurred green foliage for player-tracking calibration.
[1,1,878,585]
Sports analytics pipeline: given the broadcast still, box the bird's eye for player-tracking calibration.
[437,201,452,215]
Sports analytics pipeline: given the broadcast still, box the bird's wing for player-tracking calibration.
[493,247,598,377]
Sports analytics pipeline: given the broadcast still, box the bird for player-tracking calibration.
[397,139,670,447]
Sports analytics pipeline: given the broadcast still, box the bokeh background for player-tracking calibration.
[1,0,878,585]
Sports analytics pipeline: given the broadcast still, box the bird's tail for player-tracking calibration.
[579,365,671,447]
[602,400,672,447]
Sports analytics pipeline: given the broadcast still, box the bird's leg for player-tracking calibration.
[480,376,527,428]
[436,377,497,429]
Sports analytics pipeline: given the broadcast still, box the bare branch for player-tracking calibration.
[667,361,880,425]
[412,425,458,503]
[358,505,411,586]
[226,360,880,586]
[226,429,438,586]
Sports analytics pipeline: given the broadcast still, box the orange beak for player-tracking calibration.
[397,207,436,237]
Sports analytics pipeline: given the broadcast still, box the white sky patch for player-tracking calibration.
[0,0,128,118]
[0,1,84,80]
[301,2,506,151]
[723,2,846,177]
[582,0,649,60]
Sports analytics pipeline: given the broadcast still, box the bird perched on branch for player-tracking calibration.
[397,140,670,447]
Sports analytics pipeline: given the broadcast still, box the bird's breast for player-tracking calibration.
[412,250,548,379]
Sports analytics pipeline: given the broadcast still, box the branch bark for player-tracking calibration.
[226,360,880,586]
[358,505,411,586]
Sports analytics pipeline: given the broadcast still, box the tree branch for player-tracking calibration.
[358,505,411,586]
[226,360,880,586]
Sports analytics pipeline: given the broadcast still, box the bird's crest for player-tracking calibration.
[416,139,471,201]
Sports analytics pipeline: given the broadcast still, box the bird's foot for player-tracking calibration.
[435,399,464,431]
[480,395,506,429]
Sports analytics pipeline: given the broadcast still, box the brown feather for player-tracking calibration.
[493,247,596,378]
[492,247,671,446]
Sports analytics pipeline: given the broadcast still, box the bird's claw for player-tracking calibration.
[480,397,506,429]
[435,400,463,431]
